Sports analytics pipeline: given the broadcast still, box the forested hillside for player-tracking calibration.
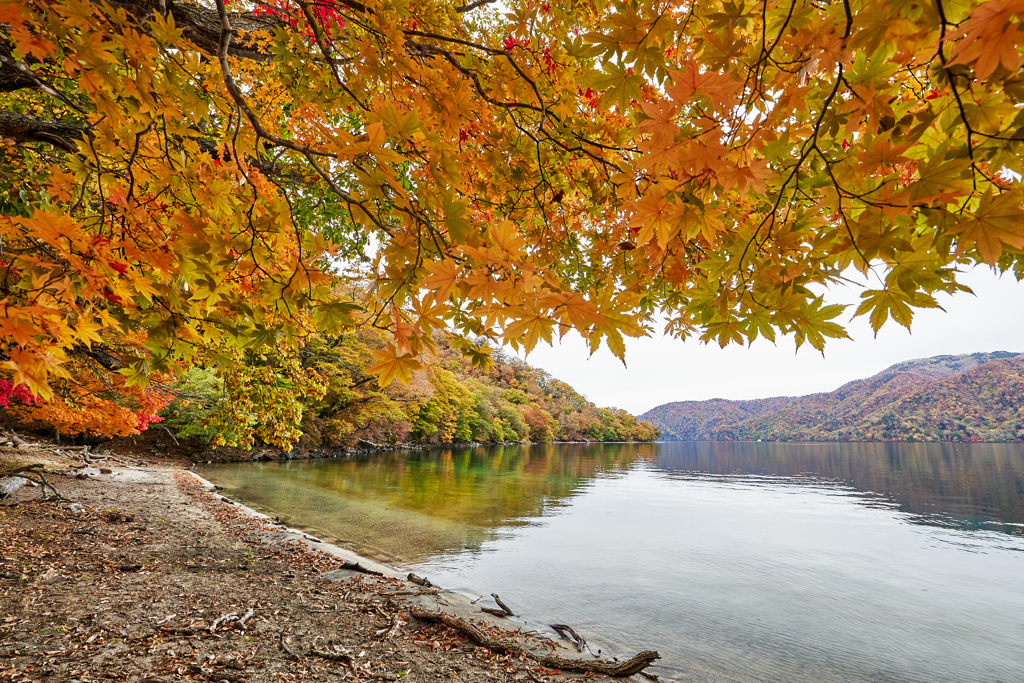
[643,352,1024,443]
[2,326,659,450]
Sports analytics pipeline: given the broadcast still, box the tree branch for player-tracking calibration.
[455,0,497,12]
[0,110,86,152]
[72,344,124,372]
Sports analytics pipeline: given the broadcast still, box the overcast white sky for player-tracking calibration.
[514,267,1024,416]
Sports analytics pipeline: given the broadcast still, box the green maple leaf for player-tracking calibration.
[793,300,849,352]
[592,63,643,110]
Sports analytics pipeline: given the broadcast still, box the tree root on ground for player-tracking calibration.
[408,608,659,677]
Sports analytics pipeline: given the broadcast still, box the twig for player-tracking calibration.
[374,614,404,640]
[158,425,180,446]
[279,631,302,660]
[32,469,62,500]
[159,626,203,636]
[309,648,353,663]
[210,611,239,632]
[238,607,256,629]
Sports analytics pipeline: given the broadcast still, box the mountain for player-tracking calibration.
[642,352,1024,442]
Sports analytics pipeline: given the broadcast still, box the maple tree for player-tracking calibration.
[3,330,172,438]
[1,0,1023,441]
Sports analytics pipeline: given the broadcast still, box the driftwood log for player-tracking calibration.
[407,572,433,587]
[0,476,27,498]
[408,608,659,677]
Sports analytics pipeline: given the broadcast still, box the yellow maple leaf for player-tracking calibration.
[487,221,526,257]
[637,99,681,148]
[367,344,422,387]
[555,292,606,332]
[503,305,555,355]
[948,0,1024,79]
[666,64,743,110]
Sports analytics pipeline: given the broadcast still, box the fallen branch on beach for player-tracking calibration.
[374,611,405,640]
[309,648,352,663]
[551,624,587,653]
[0,464,63,501]
[491,593,515,616]
[408,608,659,677]
[338,560,383,576]
[407,572,433,587]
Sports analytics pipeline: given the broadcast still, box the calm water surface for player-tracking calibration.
[201,442,1024,682]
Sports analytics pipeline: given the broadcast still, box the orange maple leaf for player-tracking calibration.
[421,260,461,300]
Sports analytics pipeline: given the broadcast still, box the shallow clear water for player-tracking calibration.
[202,442,1024,682]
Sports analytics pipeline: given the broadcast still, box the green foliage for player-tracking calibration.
[497,405,529,442]
[410,400,445,440]
[159,367,225,443]
[202,346,328,450]
[501,389,529,405]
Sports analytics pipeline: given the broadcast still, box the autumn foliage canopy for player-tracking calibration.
[0,0,1022,438]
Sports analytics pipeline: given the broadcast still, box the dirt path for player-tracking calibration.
[0,445,658,683]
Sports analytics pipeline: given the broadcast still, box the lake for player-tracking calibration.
[200,441,1024,682]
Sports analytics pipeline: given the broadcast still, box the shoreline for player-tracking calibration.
[1,439,663,683]
[94,430,659,467]
[105,433,1024,472]
[186,469,619,658]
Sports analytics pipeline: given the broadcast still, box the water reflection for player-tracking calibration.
[201,443,647,561]
[203,441,1024,563]
[648,441,1024,534]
